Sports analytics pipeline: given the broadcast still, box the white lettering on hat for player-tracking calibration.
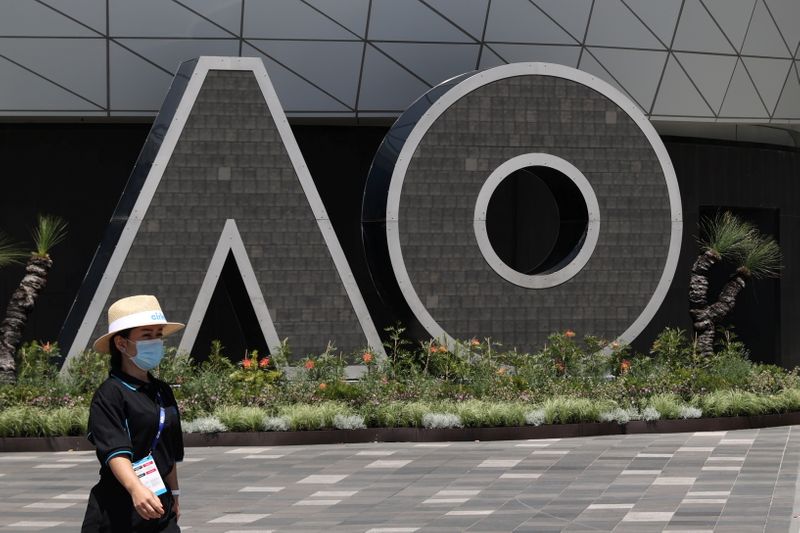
[109,310,168,333]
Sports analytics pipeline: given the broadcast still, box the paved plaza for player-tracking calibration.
[1,427,799,532]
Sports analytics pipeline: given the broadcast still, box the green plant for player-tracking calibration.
[62,349,109,395]
[214,406,267,432]
[15,341,60,386]
[153,347,193,385]
[540,396,617,424]
[279,402,349,430]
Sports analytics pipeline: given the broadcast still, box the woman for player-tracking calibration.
[81,295,185,532]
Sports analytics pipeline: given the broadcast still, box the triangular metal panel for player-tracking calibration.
[742,56,793,113]
[369,0,475,42]
[109,42,174,110]
[0,55,101,110]
[40,0,107,34]
[577,50,632,104]
[624,0,683,47]
[585,0,664,49]
[531,0,593,42]
[243,0,357,39]
[720,59,769,117]
[478,46,507,69]
[116,39,239,75]
[374,43,480,86]
[109,0,232,37]
[0,0,98,36]
[179,220,280,356]
[703,0,756,52]
[589,48,668,112]
[486,44,581,68]
[674,52,738,113]
[243,43,352,112]
[673,0,736,54]
[425,0,490,41]
[62,57,386,362]
[773,63,800,118]
[652,55,715,117]
[741,0,792,57]
[0,38,106,108]
[172,0,242,35]
[306,0,370,38]
[765,1,800,59]
[358,45,432,111]
[245,40,362,108]
[484,0,577,44]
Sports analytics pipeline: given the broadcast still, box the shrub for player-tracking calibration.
[263,416,290,432]
[455,400,527,427]
[153,348,194,385]
[214,406,267,432]
[598,407,638,424]
[641,406,661,421]
[368,402,431,428]
[695,390,772,417]
[525,409,546,426]
[541,396,617,424]
[333,414,366,430]
[647,393,684,419]
[0,406,88,437]
[182,416,228,433]
[422,413,462,429]
[62,349,109,395]
[279,402,347,430]
[679,406,702,419]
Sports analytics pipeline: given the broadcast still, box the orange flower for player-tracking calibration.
[438,345,448,353]
[242,358,252,369]
[41,341,53,354]
[304,359,315,370]
[259,357,269,368]
[611,341,621,350]
[429,345,438,354]
[496,367,507,375]
[620,359,631,373]
[564,330,576,338]
[318,382,327,390]
[362,352,373,364]
[470,338,481,347]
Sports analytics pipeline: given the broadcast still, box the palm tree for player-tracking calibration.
[0,215,68,383]
[690,212,781,357]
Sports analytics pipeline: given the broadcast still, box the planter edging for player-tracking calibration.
[2,411,799,453]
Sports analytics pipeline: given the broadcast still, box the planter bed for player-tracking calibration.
[3,411,800,453]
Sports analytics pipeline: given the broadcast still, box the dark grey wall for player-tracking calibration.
[0,122,797,365]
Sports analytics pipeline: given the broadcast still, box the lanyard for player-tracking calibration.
[149,392,165,455]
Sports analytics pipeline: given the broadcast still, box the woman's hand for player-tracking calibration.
[130,484,165,520]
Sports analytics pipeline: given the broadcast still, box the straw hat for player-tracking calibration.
[93,295,185,353]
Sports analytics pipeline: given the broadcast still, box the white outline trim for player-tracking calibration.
[473,153,600,289]
[178,219,281,355]
[64,56,385,363]
[385,62,682,347]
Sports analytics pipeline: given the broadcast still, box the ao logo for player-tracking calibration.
[61,57,681,364]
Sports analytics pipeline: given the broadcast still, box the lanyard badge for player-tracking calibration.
[132,392,168,496]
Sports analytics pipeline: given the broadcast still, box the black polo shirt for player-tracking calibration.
[87,369,183,482]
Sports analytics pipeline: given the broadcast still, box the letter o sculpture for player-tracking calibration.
[363,63,682,349]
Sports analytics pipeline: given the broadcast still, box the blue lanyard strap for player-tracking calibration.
[150,392,165,454]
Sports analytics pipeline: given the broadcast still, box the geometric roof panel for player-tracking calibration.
[673,0,736,54]
[425,0,490,41]
[369,0,475,42]
[0,0,98,37]
[703,0,757,53]
[108,41,174,110]
[478,46,507,69]
[675,52,738,113]
[246,40,363,108]
[652,54,715,116]
[741,0,793,57]
[484,0,577,44]
[742,56,793,113]
[357,45,431,111]
[773,63,800,118]
[765,0,800,58]
[589,47,668,111]
[623,0,683,47]
[109,0,232,38]
[720,58,769,117]
[585,0,664,48]
[373,43,481,86]
[0,54,102,110]
[487,44,581,68]
[115,39,239,75]
[305,0,370,38]
[39,0,107,35]
[243,0,357,40]
[530,0,593,43]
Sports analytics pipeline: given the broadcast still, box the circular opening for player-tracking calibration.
[485,166,589,275]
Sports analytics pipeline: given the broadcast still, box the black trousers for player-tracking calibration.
[81,479,179,533]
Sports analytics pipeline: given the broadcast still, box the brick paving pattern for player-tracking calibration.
[0,427,798,532]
